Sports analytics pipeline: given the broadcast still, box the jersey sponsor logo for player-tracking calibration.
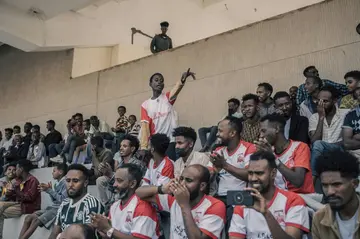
[153,111,170,120]
[255,232,273,239]
[237,155,244,163]
[174,225,187,239]
[125,211,132,223]
[76,211,84,221]
[273,210,285,225]
[194,211,202,224]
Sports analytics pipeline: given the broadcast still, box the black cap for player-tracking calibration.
[160,21,169,27]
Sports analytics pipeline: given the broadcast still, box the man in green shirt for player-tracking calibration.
[150,21,173,54]
[48,164,104,239]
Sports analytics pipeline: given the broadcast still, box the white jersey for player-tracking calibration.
[141,92,178,142]
[207,141,256,196]
[142,157,174,186]
[229,188,310,239]
[109,195,159,239]
[156,194,225,239]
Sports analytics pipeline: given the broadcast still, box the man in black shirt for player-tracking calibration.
[44,120,62,156]
[150,21,173,54]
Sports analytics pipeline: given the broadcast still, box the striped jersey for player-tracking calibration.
[55,193,104,231]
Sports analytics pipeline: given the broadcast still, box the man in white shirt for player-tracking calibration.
[91,164,159,239]
[173,127,210,178]
[139,70,195,160]
[308,85,349,182]
[229,151,310,239]
[136,164,226,239]
[0,128,13,151]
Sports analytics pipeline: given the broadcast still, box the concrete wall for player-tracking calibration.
[0,0,359,136]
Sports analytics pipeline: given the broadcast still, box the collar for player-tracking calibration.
[356,106,360,117]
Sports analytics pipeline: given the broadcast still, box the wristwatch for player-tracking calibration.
[106,228,114,238]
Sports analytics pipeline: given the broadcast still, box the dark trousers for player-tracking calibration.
[48,143,64,158]
[198,126,218,148]
[62,135,86,163]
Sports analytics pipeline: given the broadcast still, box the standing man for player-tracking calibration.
[139,70,195,160]
[44,120,63,156]
[257,82,276,117]
[299,76,323,119]
[312,150,360,238]
[150,21,173,54]
[136,165,226,239]
[91,164,159,239]
[48,164,104,239]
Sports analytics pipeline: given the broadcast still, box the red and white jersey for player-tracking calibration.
[156,194,226,239]
[229,188,310,239]
[275,140,314,194]
[141,92,178,142]
[142,157,174,186]
[108,195,159,239]
[208,141,256,196]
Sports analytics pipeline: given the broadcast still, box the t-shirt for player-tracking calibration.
[55,193,104,231]
[156,194,226,239]
[274,140,314,194]
[336,209,359,239]
[141,92,178,142]
[142,157,174,186]
[208,141,256,196]
[174,151,210,178]
[229,188,310,239]
[343,108,360,135]
[109,195,159,239]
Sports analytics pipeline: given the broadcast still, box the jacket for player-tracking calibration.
[289,114,310,144]
[312,195,360,239]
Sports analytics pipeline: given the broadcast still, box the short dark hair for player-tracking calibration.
[32,125,40,131]
[68,164,90,180]
[13,125,20,131]
[89,116,98,121]
[173,127,197,143]
[273,91,290,102]
[316,150,359,179]
[344,71,360,81]
[129,115,137,120]
[5,163,16,171]
[46,120,55,126]
[90,136,103,148]
[118,106,126,111]
[122,134,140,153]
[24,122,33,128]
[150,133,170,156]
[149,73,164,84]
[74,113,83,118]
[227,98,240,106]
[250,151,277,169]
[258,83,273,95]
[67,119,72,124]
[260,114,286,131]
[242,93,260,104]
[4,128,13,134]
[223,116,243,135]
[84,119,90,125]
[55,163,68,176]
[197,165,210,184]
[319,85,339,100]
[303,66,316,76]
[307,76,323,89]
[120,164,143,188]
[17,159,33,173]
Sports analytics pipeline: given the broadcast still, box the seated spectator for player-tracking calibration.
[89,115,111,137]
[0,128,13,151]
[91,164,159,239]
[142,133,174,186]
[89,136,113,178]
[97,134,145,205]
[173,127,210,178]
[22,122,33,146]
[199,98,242,152]
[340,70,360,109]
[229,151,310,239]
[289,86,298,103]
[343,87,360,158]
[273,91,309,143]
[31,125,45,142]
[27,131,46,169]
[0,160,41,239]
[309,86,349,182]
[240,94,261,143]
[257,82,276,117]
[13,125,21,135]
[255,114,315,194]
[60,224,97,239]
[297,65,348,107]
[0,164,16,201]
[49,119,72,162]
[112,106,129,150]
[19,163,68,239]
[136,164,226,239]
[44,120,62,155]
[4,134,28,164]
[127,115,141,137]
[312,150,360,239]
[48,164,104,239]
[300,76,323,119]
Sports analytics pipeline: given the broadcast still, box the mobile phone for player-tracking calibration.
[227,190,254,206]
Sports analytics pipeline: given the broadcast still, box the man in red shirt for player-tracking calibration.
[0,160,40,239]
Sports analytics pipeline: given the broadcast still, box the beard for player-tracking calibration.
[67,188,84,199]
[117,188,129,200]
